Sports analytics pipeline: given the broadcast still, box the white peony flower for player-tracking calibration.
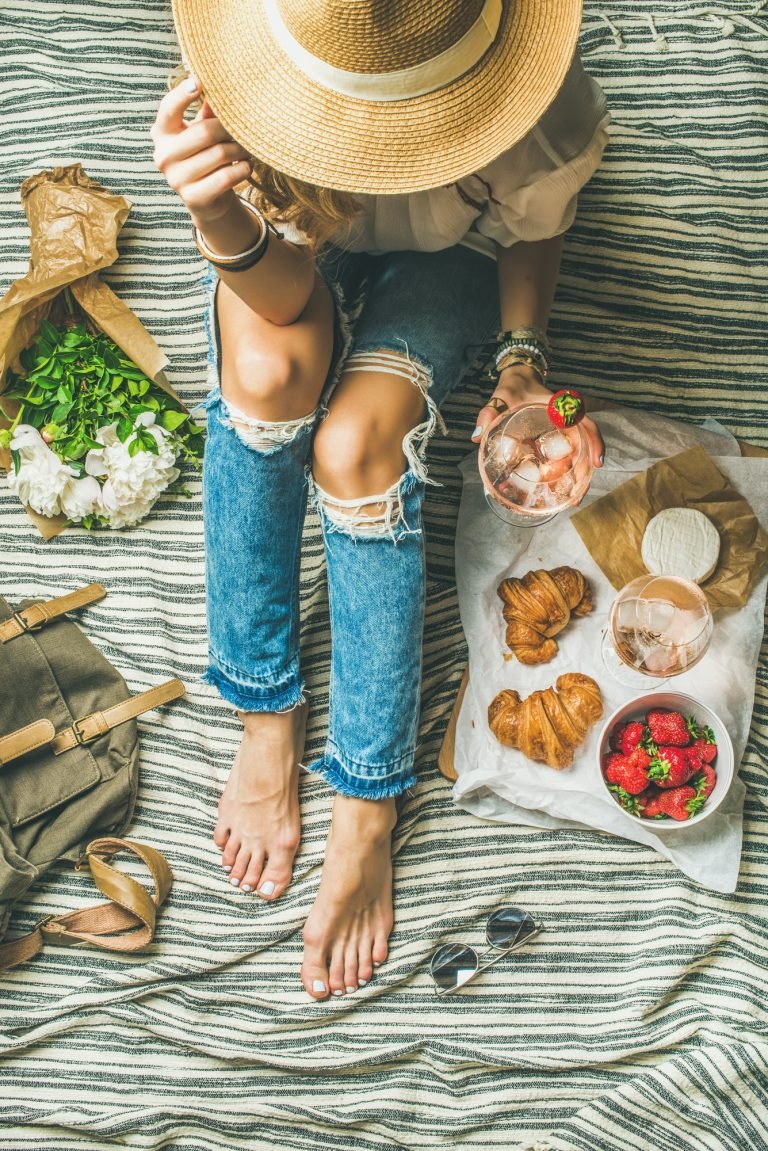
[59,474,102,521]
[83,415,179,528]
[7,426,77,517]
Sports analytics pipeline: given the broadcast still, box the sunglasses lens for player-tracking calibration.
[430,943,479,991]
[487,906,535,949]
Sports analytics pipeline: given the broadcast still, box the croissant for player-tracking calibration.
[497,566,593,664]
[488,673,603,769]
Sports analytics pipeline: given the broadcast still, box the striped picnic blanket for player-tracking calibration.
[0,2,766,1149]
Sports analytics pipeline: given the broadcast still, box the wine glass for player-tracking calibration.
[601,574,714,688]
[478,402,593,527]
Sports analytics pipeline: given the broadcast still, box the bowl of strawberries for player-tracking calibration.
[597,692,734,830]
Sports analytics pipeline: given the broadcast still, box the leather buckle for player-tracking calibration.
[71,717,93,746]
[12,609,43,634]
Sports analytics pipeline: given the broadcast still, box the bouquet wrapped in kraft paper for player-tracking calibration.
[0,164,203,538]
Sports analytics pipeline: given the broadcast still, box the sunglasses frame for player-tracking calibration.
[430,907,544,997]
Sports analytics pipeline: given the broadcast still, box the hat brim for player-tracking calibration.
[171,0,583,194]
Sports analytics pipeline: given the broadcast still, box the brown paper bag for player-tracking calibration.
[0,164,180,538]
[571,446,768,612]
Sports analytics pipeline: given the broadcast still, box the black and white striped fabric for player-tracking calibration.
[1,2,766,1149]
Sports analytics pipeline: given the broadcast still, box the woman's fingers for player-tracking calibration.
[164,141,251,192]
[581,416,604,468]
[151,74,202,140]
[471,385,604,470]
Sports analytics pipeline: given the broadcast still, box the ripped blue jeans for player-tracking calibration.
[201,244,498,798]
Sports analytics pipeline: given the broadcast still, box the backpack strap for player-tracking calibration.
[0,718,55,766]
[0,582,107,644]
[51,678,186,755]
[0,837,173,970]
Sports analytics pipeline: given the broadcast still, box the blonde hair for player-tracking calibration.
[243,161,361,251]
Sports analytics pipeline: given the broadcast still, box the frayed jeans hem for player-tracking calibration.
[308,752,417,799]
[202,666,305,714]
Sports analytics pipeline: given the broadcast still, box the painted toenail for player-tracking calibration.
[332,990,343,996]
[229,877,240,886]
[223,865,232,872]
[312,980,326,993]
[240,885,252,893]
[259,880,276,895]
[373,961,382,968]
[345,986,357,994]
[358,979,368,986]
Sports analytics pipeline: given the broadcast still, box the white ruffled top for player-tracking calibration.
[334,54,610,257]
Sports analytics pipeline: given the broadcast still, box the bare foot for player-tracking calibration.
[214,704,306,900]
[301,795,397,999]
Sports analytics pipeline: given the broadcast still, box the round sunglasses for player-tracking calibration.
[430,906,543,995]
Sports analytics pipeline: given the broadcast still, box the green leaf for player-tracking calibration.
[56,385,73,404]
[40,318,60,345]
[11,448,20,475]
[128,436,142,457]
[160,409,188,432]
[52,402,74,423]
[117,417,133,442]
[37,339,54,359]
[110,374,124,391]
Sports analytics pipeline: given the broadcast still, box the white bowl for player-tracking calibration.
[596,691,734,832]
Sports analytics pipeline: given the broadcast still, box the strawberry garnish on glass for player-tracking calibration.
[547,388,586,429]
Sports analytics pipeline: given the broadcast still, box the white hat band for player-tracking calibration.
[263,0,503,102]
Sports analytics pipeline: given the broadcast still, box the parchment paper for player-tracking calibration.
[453,409,768,893]
[571,445,768,610]
[0,164,178,537]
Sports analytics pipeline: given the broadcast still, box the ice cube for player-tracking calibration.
[615,597,642,631]
[537,429,572,461]
[499,433,523,464]
[539,457,571,483]
[513,456,541,484]
[640,598,676,633]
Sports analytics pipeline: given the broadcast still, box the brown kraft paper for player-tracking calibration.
[570,445,768,612]
[0,164,180,538]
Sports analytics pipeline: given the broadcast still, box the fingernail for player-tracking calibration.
[229,877,240,886]
[345,985,357,994]
[222,865,232,872]
[259,880,275,896]
[598,452,604,466]
[240,884,252,893]
[332,990,343,997]
[472,426,483,440]
[312,980,326,993]
[358,979,368,986]
[373,961,382,969]
[185,75,198,93]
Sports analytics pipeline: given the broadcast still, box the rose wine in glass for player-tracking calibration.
[479,402,593,527]
[603,574,713,686]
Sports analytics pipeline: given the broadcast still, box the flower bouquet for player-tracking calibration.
[0,292,204,529]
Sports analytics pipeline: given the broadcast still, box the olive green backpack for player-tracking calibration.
[0,583,184,968]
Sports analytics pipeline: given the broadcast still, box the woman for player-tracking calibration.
[152,0,608,1000]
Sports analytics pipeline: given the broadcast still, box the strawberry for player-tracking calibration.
[690,762,717,797]
[646,709,690,747]
[640,789,668,819]
[604,751,627,774]
[692,736,717,764]
[618,720,647,755]
[610,785,650,816]
[655,786,706,821]
[605,750,652,795]
[547,388,585,429]
[650,746,694,789]
[610,723,627,752]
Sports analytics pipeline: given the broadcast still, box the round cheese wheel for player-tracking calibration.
[641,508,720,583]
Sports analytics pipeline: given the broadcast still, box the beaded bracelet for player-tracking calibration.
[193,196,271,272]
[496,351,546,383]
[494,326,551,380]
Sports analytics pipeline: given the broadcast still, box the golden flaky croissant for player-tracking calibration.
[488,673,603,769]
[497,566,593,664]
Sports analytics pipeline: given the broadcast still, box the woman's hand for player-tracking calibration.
[471,363,604,468]
[150,75,253,224]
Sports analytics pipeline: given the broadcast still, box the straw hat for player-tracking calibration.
[171,0,584,195]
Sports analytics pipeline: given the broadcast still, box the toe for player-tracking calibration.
[228,844,252,888]
[343,942,359,993]
[328,944,347,997]
[239,848,266,893]
[301,928,330,1000]
[372,930,390,969]
[213,820,230,851]
[256,840,298,901]
[220,834,241,873]
[357,943,374,986]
